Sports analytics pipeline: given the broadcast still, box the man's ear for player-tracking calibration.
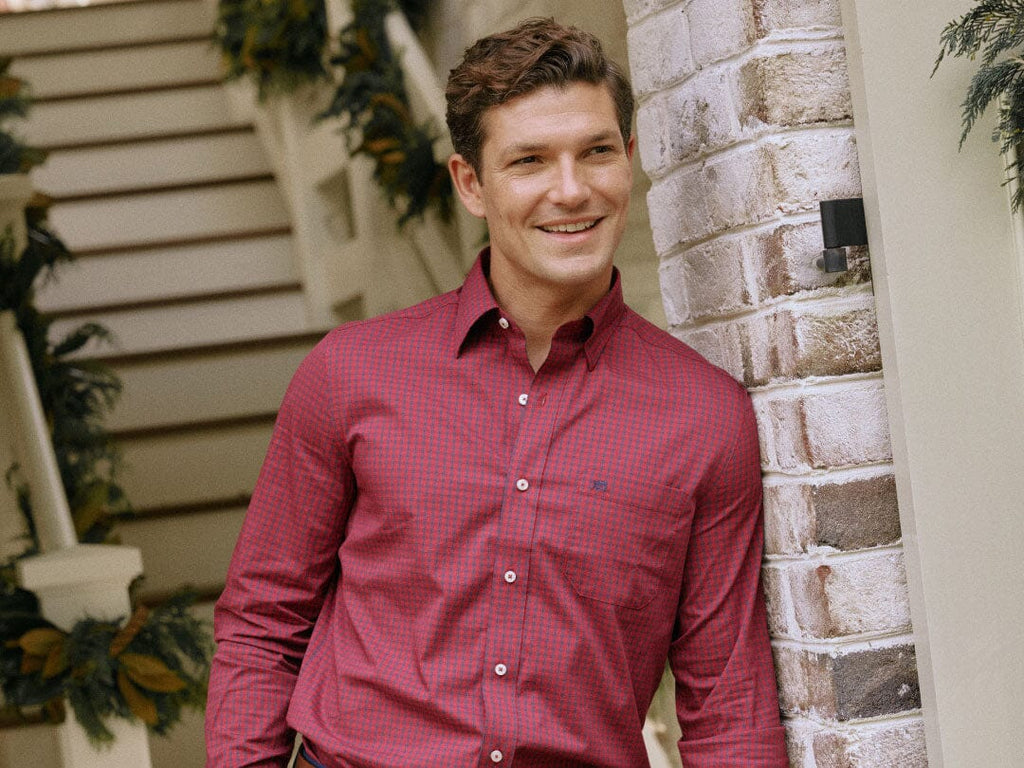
[448,153,486,219]
[626,134,636,161]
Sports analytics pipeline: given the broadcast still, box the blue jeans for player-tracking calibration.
[298,743,327,768]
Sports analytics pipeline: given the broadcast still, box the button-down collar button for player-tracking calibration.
[515,478,529,491]
[490,750,504,763]
[494,663,507,676]
[518,393,529,406]
[498,317,510,329]
[504,570,517,584]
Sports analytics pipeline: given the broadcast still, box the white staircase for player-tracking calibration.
[0,2,356,764]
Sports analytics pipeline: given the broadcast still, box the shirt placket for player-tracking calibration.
[479,324,571,767]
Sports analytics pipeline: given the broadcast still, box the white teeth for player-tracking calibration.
[541,220,597,233]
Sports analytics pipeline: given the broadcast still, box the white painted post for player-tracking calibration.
[0,310,77,553]
[385,9,481,275]
[0,199,153,765]
[17,545,153,768]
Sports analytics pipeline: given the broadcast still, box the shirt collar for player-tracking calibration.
[453,249,628,370]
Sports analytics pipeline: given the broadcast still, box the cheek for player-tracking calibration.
[597,167,633,200]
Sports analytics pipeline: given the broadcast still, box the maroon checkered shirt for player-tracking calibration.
[206,253,787,767]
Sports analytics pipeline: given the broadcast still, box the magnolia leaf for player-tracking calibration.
[43,697,66,723]
[109,605,150,658]
[72,482,109,537]
[18,627,65,656]
[362,137,402,154]
[119,653,187,692]
[42,642,67,679]
[117,670,159,726]
[369,92,411,123]
[20,652,44,675]
[355,28,376,61]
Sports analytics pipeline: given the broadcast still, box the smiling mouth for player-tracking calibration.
[539,219,600,234]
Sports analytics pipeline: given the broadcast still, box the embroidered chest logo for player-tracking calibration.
[590,480,608,492]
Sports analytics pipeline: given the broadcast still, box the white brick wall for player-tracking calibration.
[624,0,927,764]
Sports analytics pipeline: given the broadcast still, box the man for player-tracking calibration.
[206,18,788,768]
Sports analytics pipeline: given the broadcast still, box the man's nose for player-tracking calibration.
[548,159,589,207]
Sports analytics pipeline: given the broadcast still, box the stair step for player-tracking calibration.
[107,339,312,432]
[48,178,289,252]
[120,506,245,598]
[22,83,244,149]
[11,38,220,101]
[33,130,270,198]
[47,289,312,357]
[118,420,274,511]
[90,327,332,367]
[35,232,298,313]
[0,0,216,58]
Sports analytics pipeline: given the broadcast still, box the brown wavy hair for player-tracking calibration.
[445,18,634,175]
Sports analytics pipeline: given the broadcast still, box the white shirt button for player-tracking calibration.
[518,393,529,406]
[504,570,517,584]
[498,317,510,329]
[515,478,529,491]
[490,749,504,763]
[494,663,507,676]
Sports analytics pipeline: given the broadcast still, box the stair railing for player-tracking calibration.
[215,0,477,325]
[0,219,151,766]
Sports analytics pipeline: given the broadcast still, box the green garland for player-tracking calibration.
[0,592,212,743]
[321,0,452,225]
[214,0,452,225]
[215,0,330,99]
[0,215,213,741]
[0,207,130,546]
[0,76,212,741]
[935,0,1024,210]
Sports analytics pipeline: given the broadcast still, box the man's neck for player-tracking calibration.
[488,267,611,372]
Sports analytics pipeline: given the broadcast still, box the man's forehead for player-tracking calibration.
[478,83,621,156]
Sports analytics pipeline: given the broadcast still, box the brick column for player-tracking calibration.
[623,0,927,764]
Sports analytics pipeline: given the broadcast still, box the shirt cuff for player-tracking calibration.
[678,725,789,767]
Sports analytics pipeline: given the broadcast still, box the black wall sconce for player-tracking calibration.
[817,198,868,273]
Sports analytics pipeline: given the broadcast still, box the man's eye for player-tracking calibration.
[589,145,613,156]
[513,155,538,165]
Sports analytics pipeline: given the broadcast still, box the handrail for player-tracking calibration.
[221,0,475,327]
[0,310,77,552]
[383,8,481,276]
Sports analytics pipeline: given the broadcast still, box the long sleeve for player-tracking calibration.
[669,391,788,766]
[205,341,354,767]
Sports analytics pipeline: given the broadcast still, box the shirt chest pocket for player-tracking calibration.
[558,474,694,610]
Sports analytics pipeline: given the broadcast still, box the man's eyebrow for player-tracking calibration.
[500,131,621,159]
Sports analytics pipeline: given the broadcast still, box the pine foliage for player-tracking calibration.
[935,0,1024,209]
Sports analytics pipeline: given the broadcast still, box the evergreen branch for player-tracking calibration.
[959,57,1024,145]
[936,0,1024,209]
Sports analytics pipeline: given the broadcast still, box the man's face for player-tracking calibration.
[449,81,634,307]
